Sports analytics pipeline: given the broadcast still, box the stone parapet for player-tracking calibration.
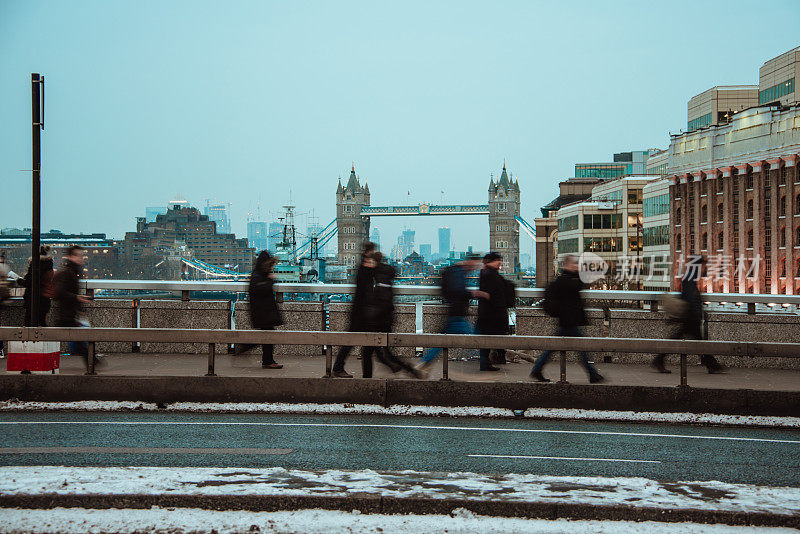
[234,302,324,356]
[329,303,416,357]
[139,300,230,354]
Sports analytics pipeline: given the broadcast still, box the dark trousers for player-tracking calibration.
[361,345,416,378]
[24,298,50,327]
[653,321,720,370]
[479,348,506,370]
[531,326,601,380]
[236,326,277,365]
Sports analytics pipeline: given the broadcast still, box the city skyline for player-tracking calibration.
[2,2,800,250]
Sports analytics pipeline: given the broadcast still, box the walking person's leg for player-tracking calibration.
[570,327,604,382]
[652,324,682,373]
[332,345,354,377]
[361,346,374,378]
[531,326,563,381]
[375,346,401,374]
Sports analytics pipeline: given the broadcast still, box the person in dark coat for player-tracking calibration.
[235,251,284,368]
[332,241,377,378]
[361,253,421,378]
[54,246,95,365]
[18,246,54,327]
[476,252,509,372]
[652,255,724,374]
[531,254,604,383]
[417,253,487,376]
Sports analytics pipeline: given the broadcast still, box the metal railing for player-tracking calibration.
[2,326,798,386]
[75,279,800,314]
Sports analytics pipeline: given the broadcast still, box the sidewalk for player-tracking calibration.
[3,352,799,391]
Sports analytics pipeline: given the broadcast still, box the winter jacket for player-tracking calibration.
[365,263,396,332]
[348,259,375,331]
[546,270,588,329]
[54,259,83,327]
[248,269,283,329]
[477,267,510,334]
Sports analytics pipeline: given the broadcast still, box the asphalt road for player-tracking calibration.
[1,412,798,487]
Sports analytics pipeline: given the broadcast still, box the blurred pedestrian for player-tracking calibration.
[54,246,100,368]
[361,252,421,378]
[235,251,284,369]
[652,255,724,374]
[18,246,54,327]
[531,254,604,383]
[476,252,510,372]
[417,253,488,377]
[332,241,377,378]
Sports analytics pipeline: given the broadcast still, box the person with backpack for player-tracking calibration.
[360,252,421,378]
[531,254,604,383]
[18,246,54,327]
[652,255,724,374]
[417,253,487,376]
[476,252,511,372]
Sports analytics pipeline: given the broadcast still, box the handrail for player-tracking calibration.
[2,327,798,385]
[77,279,800,306]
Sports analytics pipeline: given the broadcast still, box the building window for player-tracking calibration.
[747,174,754,190]
[701,232,707,250]
[495,240,508,249]
[496,202,507,213]
[758,77,795,104]
[747,199,754,219]
[717,178,724,193]
[718,232,724,250]
[780,167,787,185]
[343,205,354,213]
[780,228,786,248]
[701,204,707,222]
[781,259,786,278]
[717,203,724,221]
[796,194,800,215]
[797,226,800,246]
[747,229,754,249]
[676,207,681,222]
[687,112,712,132]
[781,196,787,217]
[676,234,681,251]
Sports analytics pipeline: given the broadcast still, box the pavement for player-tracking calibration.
[2,412,799,487]
[3,351,800,391]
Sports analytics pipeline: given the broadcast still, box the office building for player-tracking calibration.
[758,47,799,106]
[438,227,451,258]
[420,243,432,260]
[204,203,231,235]
[575,150,653,179]
[123,204,253,272]
[554,176,649,288]
[145,206,168,223]
[268,222,283,252]
[247,221,270,252]
[687,86,759,132]
[370,227,381,249]
[0,230,119,279]
[641,178,671,290]
[393,229,416,262]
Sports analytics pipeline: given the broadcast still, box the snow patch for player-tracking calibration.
[2,507,792,534]
[1,466,799,517]
[1,399,798,428]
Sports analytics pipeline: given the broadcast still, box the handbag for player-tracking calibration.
[661,293,688,321]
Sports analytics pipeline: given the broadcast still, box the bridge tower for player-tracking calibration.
[336,164,371,272]
[488,162,521,278]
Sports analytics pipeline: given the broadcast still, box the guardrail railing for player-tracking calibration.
[2,327,797,386]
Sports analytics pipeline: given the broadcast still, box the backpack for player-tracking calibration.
[661,293,688,321]
[542,281,559,317]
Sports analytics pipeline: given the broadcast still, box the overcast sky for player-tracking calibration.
[2,1,799,256]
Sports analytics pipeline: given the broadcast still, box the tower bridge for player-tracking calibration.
[336,163,523,278]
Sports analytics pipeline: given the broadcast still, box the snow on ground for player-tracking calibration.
[1,399,799,428]
[1,507,795,534]
[2,466,799,517]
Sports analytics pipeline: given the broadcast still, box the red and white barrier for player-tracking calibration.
[6,341,60,374]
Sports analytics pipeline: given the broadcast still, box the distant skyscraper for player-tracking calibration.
[204,203,231,234]
[370,227,381,249]
[438,227,451,258]
[247,221,270,252]
[395,229,415,261]
[145,206,167,223]
[420,243,432,260]
[268,222,283,252]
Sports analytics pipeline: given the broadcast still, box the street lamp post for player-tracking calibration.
[30,73,44,326]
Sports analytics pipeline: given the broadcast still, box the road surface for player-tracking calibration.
[1,412,798,487]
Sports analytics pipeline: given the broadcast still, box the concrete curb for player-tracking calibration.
[1,375,799,417]
[0,494,797,528]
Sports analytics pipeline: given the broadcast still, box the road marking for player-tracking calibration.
[0,447,293,455]
[2,421,798,444]
[467,454,661,464]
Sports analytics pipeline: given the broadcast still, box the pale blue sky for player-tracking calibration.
[2,1,799,255]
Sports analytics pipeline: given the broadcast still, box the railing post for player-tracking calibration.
[85,287,95,299]
[747,302,756,315]
[85,342,96,375]
[559,351,567,383]
[324,345,332,378]
[680,353,688,386]
[441,347,449,381]
[181,290,190,302]
[649,300,659,312]
[206,343,216,376]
